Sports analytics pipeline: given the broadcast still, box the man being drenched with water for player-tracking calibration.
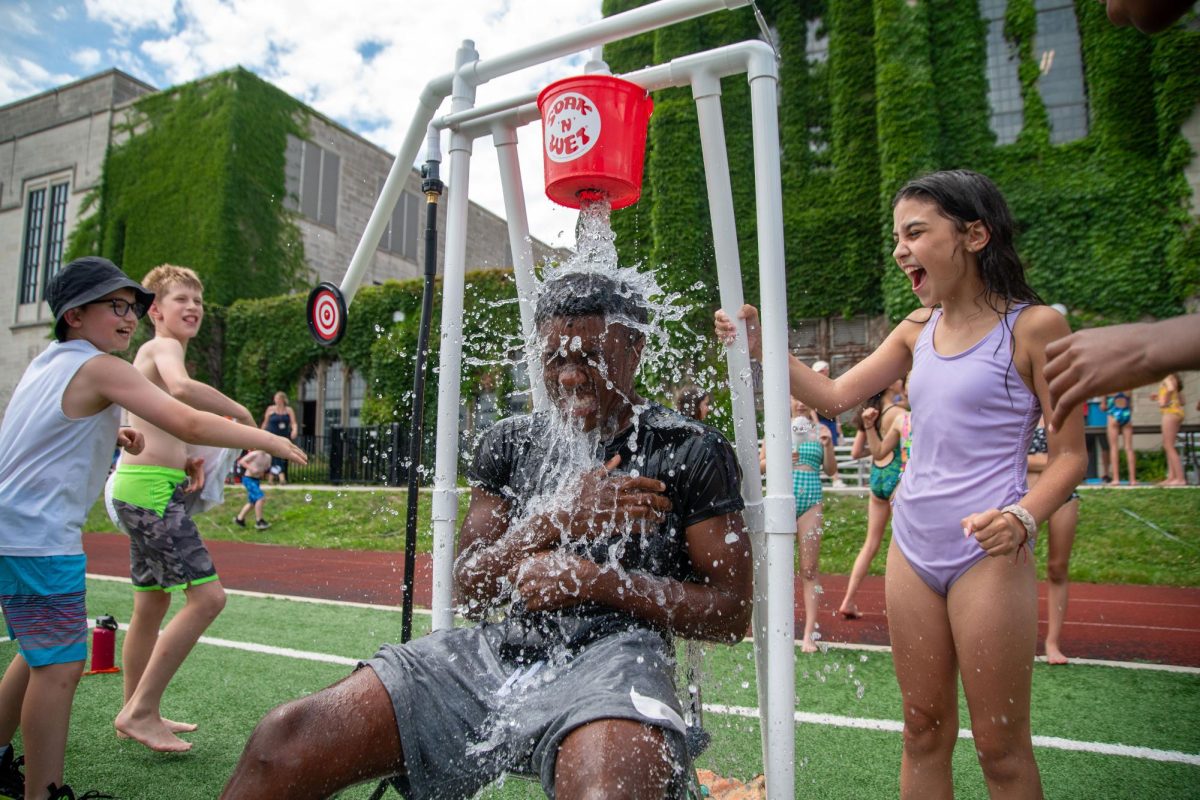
[222,271,752,800]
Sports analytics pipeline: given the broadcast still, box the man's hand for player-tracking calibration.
[567,455,672,540]
[714,305,762,361]
[1044,323,1156,430]
[508,551,598,612]
[117,427,144,456]
[183,456,206,494]
[962,509,1027,558]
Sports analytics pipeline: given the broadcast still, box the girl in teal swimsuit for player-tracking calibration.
[838,384,910,619]
[765,397,836,652]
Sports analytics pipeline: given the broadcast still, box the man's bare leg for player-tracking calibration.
[554,719,674,800]
[222,667,404,799]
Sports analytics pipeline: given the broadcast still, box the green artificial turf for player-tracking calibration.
[8,578,1192,799]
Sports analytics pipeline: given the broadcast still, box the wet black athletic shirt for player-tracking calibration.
[467,402,744,653]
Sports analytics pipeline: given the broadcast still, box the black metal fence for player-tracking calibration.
[286,424,424,486]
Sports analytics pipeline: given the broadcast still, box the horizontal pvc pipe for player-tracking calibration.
[437,40,777,138]
[460,0,750,88]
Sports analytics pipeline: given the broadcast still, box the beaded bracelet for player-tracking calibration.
[1000,504,1036,546]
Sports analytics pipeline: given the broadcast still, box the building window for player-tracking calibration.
[284,135,340,228]
[348,369,366,428]
[981,0,1024,145]
[18,180,70,305]
[1034,0,1088,143]
[323,361,344,430]
[805,17,829,64]
[378,183,420,261]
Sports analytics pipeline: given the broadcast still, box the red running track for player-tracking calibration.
[82,532,1200,667]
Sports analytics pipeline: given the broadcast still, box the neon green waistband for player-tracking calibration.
[111,464,188,517]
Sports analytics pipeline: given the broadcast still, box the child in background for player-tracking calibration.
[1027,414,1081,664]
[719,170,1087,797]
[0,257,304,800]
[761,397,835,652]
[1104,391,1136,485]
[1151,374,1186,486]
[838,385,909,620]
[235,450,272,530]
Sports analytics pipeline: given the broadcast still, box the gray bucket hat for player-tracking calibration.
[46,257,154,341]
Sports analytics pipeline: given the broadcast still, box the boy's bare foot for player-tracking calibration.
[1045,645,1069,665]
[116,717,197,738]
[114,710,193,752]
[800,638,819,654]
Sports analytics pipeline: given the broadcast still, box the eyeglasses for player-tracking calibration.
[86,298,148,319]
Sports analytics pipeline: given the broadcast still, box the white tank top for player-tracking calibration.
[0,340,121,556]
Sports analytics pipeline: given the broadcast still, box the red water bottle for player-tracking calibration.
[85,615,120,675]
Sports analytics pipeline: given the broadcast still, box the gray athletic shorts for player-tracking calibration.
[362,622,691,800]
[113,485,217,592]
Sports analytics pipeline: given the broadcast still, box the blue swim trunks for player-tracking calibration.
[0,554,88,666]
[243,476,264,504]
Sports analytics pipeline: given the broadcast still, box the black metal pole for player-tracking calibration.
[401,161,443,644]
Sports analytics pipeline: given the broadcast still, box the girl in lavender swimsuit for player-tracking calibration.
[717,170,1087,799]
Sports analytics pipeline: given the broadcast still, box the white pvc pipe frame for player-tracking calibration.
[335,1,795,795]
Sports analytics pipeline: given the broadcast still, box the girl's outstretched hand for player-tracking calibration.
[962,509,1027,558]
[714,305,763,361]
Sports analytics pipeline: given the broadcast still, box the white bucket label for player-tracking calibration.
[544,91,601,163]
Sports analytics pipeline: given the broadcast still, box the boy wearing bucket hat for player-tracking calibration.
[0,257,306,799]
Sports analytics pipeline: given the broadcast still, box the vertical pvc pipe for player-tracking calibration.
[749,62,795,799]
[690,71,772,767]
[492,123,548,412]
[430,40,480,632]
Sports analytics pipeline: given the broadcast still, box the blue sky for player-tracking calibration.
[0,0,606,246]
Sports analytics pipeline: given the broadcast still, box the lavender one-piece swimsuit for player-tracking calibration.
[891,305,1040,596]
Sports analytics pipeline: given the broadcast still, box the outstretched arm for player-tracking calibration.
[148,338,254,425]
[716,304,919,417]
[78,356,306,464]
[1045,314,1200,430]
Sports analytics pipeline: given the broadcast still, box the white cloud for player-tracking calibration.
[84,0,177,32]
[72,47,103,71]
[0,56,76,105]
[51,5,70,22]
[122,0,603,246]
[1,2,41,36]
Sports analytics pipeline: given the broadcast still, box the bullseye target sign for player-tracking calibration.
[307,282,348,346]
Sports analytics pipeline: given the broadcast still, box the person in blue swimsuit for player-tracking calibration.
[260,392,298,485]
[1104,391,1136,485]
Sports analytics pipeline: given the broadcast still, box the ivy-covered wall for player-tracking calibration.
[223,270,523,428]
[66,68,307,308]
[605,0,1200,326]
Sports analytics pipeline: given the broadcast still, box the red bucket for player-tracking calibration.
[538,75,653,210]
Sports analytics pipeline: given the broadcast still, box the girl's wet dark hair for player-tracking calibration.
[893,170,1042,310]
[534,271,649,329]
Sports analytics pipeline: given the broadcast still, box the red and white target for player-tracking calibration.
[307,282,347,346]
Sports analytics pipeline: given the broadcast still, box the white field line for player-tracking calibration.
[84,574,1200,675]
[706,704,1200,767]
